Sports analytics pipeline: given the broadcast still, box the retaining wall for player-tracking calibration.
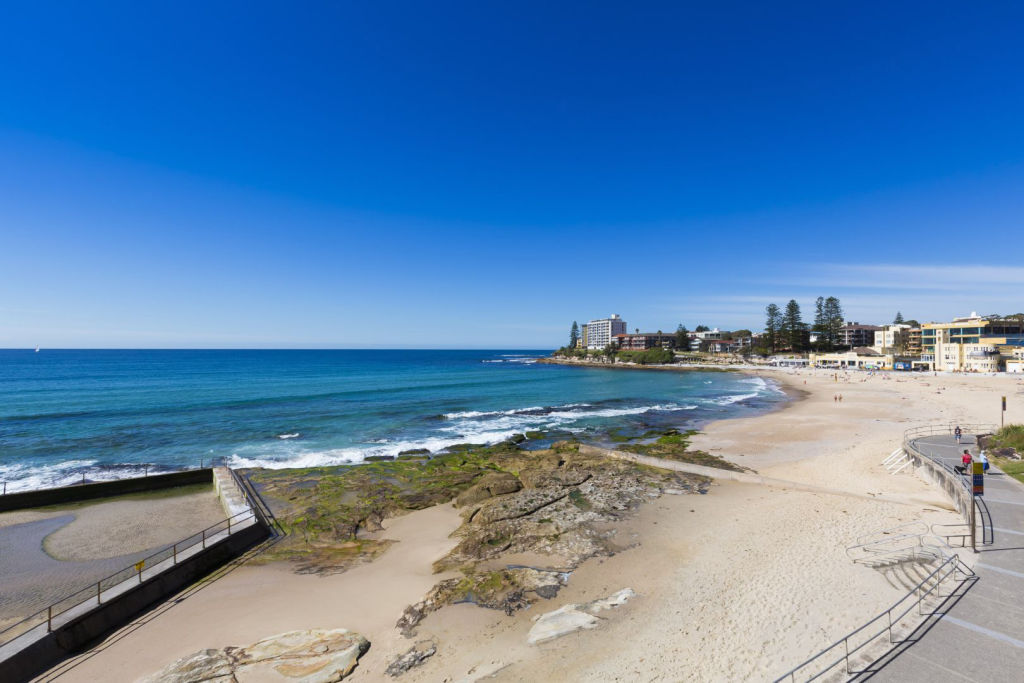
[0,520,268,683]
[904,441,972,522]
[0,469,213,513]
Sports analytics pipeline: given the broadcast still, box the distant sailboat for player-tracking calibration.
[34,345,40,353]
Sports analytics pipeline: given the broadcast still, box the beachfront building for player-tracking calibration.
[810,348,893,370]
[839,323,882,348]
[584,314,628,349]
[921,312,1024,372]
[873,324,913,355]
[906,327,923,356]
[616,332,675,350]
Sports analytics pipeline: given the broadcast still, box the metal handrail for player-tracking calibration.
[0,506,255,649]
[903,425,995,545]
[228,468,285,537]
[774,552,973,682]
[852,521,929,548]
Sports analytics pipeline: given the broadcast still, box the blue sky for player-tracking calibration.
[2,2,1024,348]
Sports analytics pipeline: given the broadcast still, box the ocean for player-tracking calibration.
[0,349,787,492]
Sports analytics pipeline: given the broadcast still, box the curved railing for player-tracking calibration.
[903,424,996,546]
[774,424,996,680]
[0,507,256,650]
[776,535,973,682]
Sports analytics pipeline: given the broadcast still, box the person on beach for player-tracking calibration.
[981,450,989,472]
[955,425,962,444]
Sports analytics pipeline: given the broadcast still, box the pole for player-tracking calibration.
[971,488,977,553]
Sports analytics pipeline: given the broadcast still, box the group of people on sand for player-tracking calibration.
[832,393,843,402]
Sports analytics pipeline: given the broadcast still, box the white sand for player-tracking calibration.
[41,502,462,683]
[37,369,1024,682]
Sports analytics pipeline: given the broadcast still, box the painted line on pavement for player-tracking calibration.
[976,563,1024,580]
[943,615,1024,649]
[976,497,1024,507]
[992,527,1024,537]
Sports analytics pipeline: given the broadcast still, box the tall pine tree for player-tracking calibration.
[812,297,826,349]
[893,311,905,324]
[569,321,579,348]
[675,324,689,350]
[782,299,806,351]
[824,297,843,348]
[764,303,782,353]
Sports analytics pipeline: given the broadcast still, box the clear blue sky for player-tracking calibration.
[3,2,1023,348]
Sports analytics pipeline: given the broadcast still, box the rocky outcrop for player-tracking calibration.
[140,629,370,683]
[455,472,523,507]
[385,640,437,677]
[526,589,636,644]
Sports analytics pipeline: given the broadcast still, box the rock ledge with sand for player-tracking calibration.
[140,628,369,683]
[527,588,636,644]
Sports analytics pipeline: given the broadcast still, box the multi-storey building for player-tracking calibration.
[921,312,1024,356]
[873,324,912,354]
[615,332,676,350]
[839,323,881,348]
[906,328,923,356]
[585,314,627,349]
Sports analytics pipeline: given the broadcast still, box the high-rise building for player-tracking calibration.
[585,314,627,349]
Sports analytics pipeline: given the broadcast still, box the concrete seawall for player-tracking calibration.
[0,469,273,683]
[0,469,213,513]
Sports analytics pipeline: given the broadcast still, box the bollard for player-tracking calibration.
[173,543,177,563]
[202,528,206,549]
[98,581,102,604]
[47,605,52,632]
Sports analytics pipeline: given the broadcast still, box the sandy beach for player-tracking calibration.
[37,369,1024,682]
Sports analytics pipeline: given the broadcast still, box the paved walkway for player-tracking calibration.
[868,433,1024,681]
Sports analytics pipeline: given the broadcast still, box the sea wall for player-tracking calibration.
[0,469,213,513]
[0,521,268,683]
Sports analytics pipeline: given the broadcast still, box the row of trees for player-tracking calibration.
[763,297,844,353]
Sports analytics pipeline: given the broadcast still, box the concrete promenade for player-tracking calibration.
[869,433,1024,681]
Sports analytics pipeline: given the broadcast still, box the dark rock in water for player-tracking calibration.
[506,434,527,445]
[386,640,437,677]
[365,455,395,462]
[524,431,546,440]
[398,448,431,456]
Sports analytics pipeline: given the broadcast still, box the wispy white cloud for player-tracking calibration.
[777,263,1024,291]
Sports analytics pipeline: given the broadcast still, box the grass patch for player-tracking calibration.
[987,424,1024,453]
[994,457,1024,486]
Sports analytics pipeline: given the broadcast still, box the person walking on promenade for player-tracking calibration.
[955,425,963,444]
[960,449,972,475]
[981,450,990,472]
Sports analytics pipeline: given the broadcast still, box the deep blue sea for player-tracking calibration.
[0,350,787,492]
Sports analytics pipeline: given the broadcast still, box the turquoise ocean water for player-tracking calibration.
[0,350,787,492]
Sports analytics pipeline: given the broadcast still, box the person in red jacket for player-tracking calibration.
[960,449,973,474]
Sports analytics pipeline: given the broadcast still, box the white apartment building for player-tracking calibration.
[873,324,912,354]
[585,314,627,349]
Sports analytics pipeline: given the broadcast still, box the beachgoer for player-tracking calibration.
[961,449,972,474]
[838,394,843,402]
[981,450,989,472]
[954,425,962,444]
